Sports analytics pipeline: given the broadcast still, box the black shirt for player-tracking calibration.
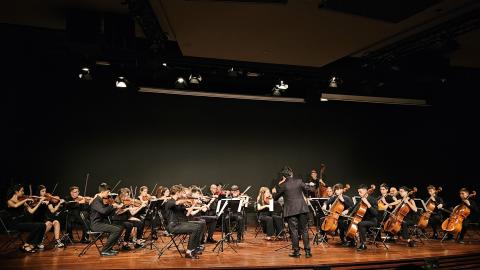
[326,195,354,211]
[164,199,188,225]
[424,195,444,214]
[89,196,115,225]
[348,195,378,221]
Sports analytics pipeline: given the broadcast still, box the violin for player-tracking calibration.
[74,195,93,204]
[321,184,350,232]
[102,193,118,205]
[18,195,42,206]
[43,193,62,204]
[383,187,418,235]
[417,187,442,229]
[345,185,376,239]
[441,191,476,236]
[122,197,142,207]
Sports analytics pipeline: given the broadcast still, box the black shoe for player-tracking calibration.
[206,238,217,244]
[457,239,465,244]
[357,243,367,251]
[185,251,199,259]
[151,233,158,240]
[134,242,145,249]
[288,251,301,258]
[121,245,131,251]
[385,237,396,243]
[341,241,350,247]
[408,240,415,247]
[305,250,312,258]
[431,233,438,240]
[80,238,89,244]
[101,250,117,256]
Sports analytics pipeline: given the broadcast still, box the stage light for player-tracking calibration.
[78,67,92,80]
[272,80,288,96]
[175,77,187,89]
[189,74,202,84]
[329,76,339,88]
[115,77,128,88]
[162,62,167,67]
[321,97,328,102]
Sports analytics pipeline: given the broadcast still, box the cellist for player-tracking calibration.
[344,184,378,251]
[424,185,444,239]
[376,183,395,242]
[385,186,417,247]
[323,183,353,246]
[444,188,478,244]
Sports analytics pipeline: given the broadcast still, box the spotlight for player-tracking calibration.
[175,77,187,89]
[115,77,128,88]
[189,74,202,84]
[228,67,243,77]
[162,62,167,67]
[272,80,288,96]
[79,67,92,80]
[329,76,341,88]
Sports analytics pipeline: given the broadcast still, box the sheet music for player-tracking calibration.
[268,198,274,211]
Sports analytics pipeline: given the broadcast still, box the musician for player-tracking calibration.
[164,185,206,259]
[447,188,479,244]
[272,166,313,258]
[6,184,46,253]
[387,186,417,247]
[326,186,333,198]
[256,187,283,240]
[189,186,218,243]
[377,183,395,242]
[138,186,159,240]
[222,185,245,242]
[425,185,444,239]
[33,185,65,248]
[345,184,378,251]
[64,186,89,243]
[90,183,124,256]
[305,169,320,198]
[324,183,354,246]
[390,186,400,200]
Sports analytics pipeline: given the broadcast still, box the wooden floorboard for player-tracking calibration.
[1,227,480,269]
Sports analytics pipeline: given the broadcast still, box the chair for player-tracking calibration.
[0,210,24,252]
[253,212,263,238]
[78,211,106,256]
[157,229,188,258]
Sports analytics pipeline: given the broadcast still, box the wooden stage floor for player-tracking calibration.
[1,227,480,270]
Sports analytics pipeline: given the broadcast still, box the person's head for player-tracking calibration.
[9,184,24,199]
[326,186,333,197]
[210,184,217,195]
[357,184,368,197]
[98,183,111,198]
[156,186,169,198]
[390,187,398,196]
[459,188,470,200]
[140,186,148,196]
[231,185,240,197]
[120,188,131,199]
[380,183,389,195]
[310,169,318,179]
[281,166,293,178]
[427,185,437,196]
[69,186,80,199]
[399,186,410,198]
[190,186,202,198]
[257,187,270,202]
[170,185,185,199]
[333,183,344,196]
[38,185,47,196]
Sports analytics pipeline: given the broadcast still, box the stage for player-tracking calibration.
[1,227,480,270]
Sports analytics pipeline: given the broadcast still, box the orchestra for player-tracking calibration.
[3,165,478,259]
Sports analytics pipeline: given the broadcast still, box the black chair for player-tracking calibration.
[78,211,106,256]
[0,210,24,252]
[157,229,188,258]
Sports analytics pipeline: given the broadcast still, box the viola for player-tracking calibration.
[321,184,350,232]
[345,185,376,239]
[441,191,476,236]
[383,187,418,235]
[417,187,442,229]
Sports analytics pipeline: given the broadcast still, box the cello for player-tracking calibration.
[315,164,328,198]
[345,185,376,239]
[320,184,350,232]
[417,186,442,229]
[383,187,418,235]
[441,191,476,236]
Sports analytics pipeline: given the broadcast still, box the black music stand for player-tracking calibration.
[411,199,428,243]
[145,199,163,251]
[309,198,329,246]
[213,199,239,255]
[58,201,76,247]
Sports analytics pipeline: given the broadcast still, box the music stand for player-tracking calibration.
[58,201,76,247]
[309,198,329,246]
[411,199,429,242]
[213,199,240,254]
[145,199,163,251]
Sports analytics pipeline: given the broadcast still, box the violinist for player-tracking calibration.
[138,185,160,239]
[256,187,283,240]
[155,186,170,200]
[216,183,230,199]
[386,186,417,247]
[6,184,46,253]
[324,183,353,246]
[189,186,218,244]
[344,184,377,251]
[223,185,245,242]
[89,183,124,256]
[33,185,65,248]
[444,188,478,244]
[377,183,395,242]
[164,185,206,259]
[64,186,89,243]
[424,185,444,239]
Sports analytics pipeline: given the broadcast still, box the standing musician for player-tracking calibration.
[164,185,206,259]
[424,185,444,239]
[33,185,65,248]
[385,186,418,247]
[272,166,314,258]
[377,183,395,242]
[344,184,378,251]
[305,169,322,198]
[6,184,46,253]
[444,188,478,244]
[64,186,89,243]
[89,183,124,256]
[323,183,354,246]
[256,187,283,240]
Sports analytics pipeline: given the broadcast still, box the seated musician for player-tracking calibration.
[386,186,417,247]
[323,183,353,246]
[90,183,124,256]
[445,188,479,244]
[344,184,378,251]
[164,185,206,259]
[189,186,218,243]
[6,184,46,253]
[256,187,283,240]
[389,186,400,201]
[64,186,89,243]
[377,183,395,242]
[138,185,159,239]
[33,185,65,248]
[425,185,444,239]
[222,185,245,242]
[326,186,333,198]
[111,187,147,250]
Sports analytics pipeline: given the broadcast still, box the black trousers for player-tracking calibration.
[66,209,88,240]
[15,221,46,245]
[91,222,123,252]
[337,217,350,242]
[259,213,283,237]
[168,221,205,250]
[194,215,217,240]
[287,213,310,252]
[429,213,442,234]
[358,219,377,244]
[113,220,144,242]
[401,219,415,240]
[224,213,244,239]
